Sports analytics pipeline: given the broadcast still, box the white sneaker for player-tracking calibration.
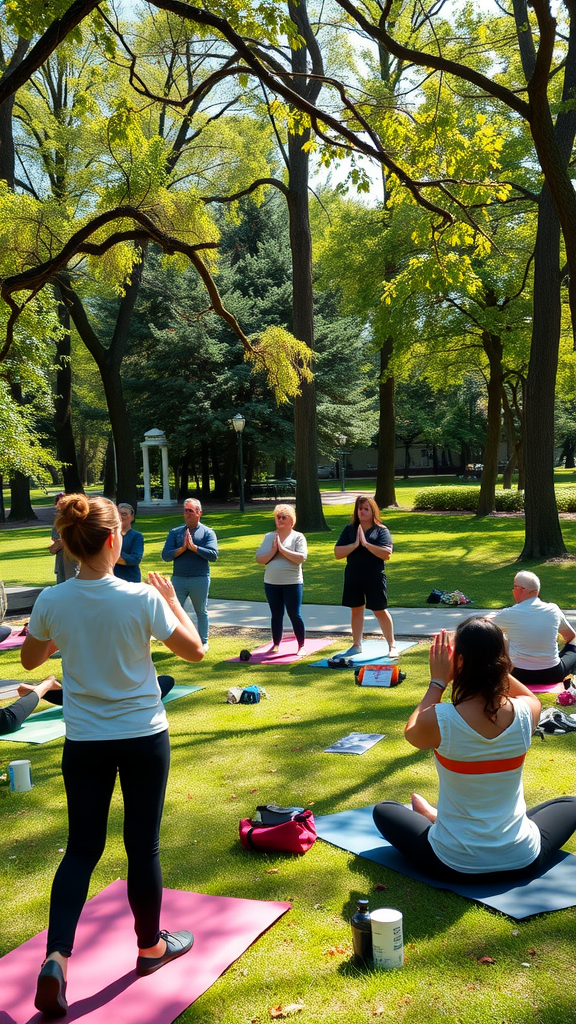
[203,642,210,653]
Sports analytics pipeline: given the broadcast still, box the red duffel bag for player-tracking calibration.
[239,809,317,854]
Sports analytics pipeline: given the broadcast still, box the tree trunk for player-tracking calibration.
[60,265,142,511]
[375,338,398,507]
[201,441,210,499]
[477,334,503,516]
[8,472,36,521]
[287,0,328,533]
[53,288,83,493]
[102,435,115,499]
[520,185,567,558]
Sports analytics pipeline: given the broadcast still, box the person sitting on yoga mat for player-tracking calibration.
[486,571,576,688]
[0,676,62,732]
[373,618,576,882]
[21,494,204,1017]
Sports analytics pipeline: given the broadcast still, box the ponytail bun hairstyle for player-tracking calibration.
[55,495,120,564]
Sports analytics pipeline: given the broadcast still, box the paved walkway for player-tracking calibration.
[207,599,497,637]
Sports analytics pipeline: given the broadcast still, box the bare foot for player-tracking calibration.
[44,952,68,981]
[271,645,279,654]
[388,644,399,659]
[138,936,167,960]
[411,792,438,823]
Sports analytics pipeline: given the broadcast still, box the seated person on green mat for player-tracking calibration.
[0,676,63,733]
[373,619,576,881]
[0,675,175,734]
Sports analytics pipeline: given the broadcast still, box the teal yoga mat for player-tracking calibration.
[315,806,576,919]
[310,639,416,668]
[0,685,204,744]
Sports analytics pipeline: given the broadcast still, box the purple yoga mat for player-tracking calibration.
[0,628,27,651]
[527,681,564,694]
[227,635,333,665]
[0,880,291,1024]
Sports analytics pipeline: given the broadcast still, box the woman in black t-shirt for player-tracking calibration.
[334,495,397,658]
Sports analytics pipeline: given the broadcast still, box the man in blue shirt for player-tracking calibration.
[114,503,144,583]
[161,499,218,651]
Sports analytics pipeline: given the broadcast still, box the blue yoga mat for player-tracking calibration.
[311,639,416,668]
[315,806,576,919]
[0,685,204,745]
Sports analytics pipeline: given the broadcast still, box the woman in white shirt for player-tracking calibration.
[21,494,204,1016]
[373,618,576,880]
[256,504,307,653]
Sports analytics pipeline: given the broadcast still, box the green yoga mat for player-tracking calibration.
[0,685,204,745]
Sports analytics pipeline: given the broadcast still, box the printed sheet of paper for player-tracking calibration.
[324,732,385,755]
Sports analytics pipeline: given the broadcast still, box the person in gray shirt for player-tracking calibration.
[256,504,307,653]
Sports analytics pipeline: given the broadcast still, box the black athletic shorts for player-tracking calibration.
[342,571,387,611]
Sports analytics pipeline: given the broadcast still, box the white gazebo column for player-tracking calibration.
[161,445,170,502]
[141,444,151,503]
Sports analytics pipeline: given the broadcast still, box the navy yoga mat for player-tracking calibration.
[314,806,576,919]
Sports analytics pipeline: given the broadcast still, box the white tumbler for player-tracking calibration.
[370,908,404,969]
[9,759,32,792]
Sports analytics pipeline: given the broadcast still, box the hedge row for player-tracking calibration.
[413,486,523,512]
[413,485,576,513]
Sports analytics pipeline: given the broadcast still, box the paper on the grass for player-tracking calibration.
[324,732,385,754]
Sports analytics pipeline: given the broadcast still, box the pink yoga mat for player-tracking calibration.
[0,880,290,1024]
[228,635,332,665]
[527,681,564,694]
[0,628,27,651]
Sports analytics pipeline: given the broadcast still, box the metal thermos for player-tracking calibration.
[351,898,372,964]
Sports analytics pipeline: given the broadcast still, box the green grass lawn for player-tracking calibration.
[2,637,575,1023]
[4,503,576,608]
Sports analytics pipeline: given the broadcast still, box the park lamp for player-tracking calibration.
[232,413,246,511]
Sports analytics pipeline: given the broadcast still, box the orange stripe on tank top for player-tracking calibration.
[434,750,526,774]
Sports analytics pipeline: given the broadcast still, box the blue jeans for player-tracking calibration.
[173,575,210,643]
[264,583,305,647]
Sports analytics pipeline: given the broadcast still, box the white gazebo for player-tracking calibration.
[140,428,172,504]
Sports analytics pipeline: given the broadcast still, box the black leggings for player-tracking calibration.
[46,728,171,957]
[373,797,576,883]
[512,643,576,686]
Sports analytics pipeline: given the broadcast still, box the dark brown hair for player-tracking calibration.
[55,494,120,564]
[451,617,512,723]
[351,495,382,528]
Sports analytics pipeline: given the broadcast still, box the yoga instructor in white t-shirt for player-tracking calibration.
[21,494,204,1017]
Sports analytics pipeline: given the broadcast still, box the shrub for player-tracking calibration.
[555,487,576,512]
[413,486,524,513]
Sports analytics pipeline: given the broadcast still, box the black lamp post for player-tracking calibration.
[233,413,246,511]
[337,433,347,493]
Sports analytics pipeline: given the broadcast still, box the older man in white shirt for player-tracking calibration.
[489,571,576,687]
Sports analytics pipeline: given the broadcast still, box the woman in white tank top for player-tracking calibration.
[373,618,576,880]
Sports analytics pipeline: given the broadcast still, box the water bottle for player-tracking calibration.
[351,898,372,964]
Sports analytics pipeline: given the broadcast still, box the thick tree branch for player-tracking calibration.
[0,205,249,362]
[0,0,100,108]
